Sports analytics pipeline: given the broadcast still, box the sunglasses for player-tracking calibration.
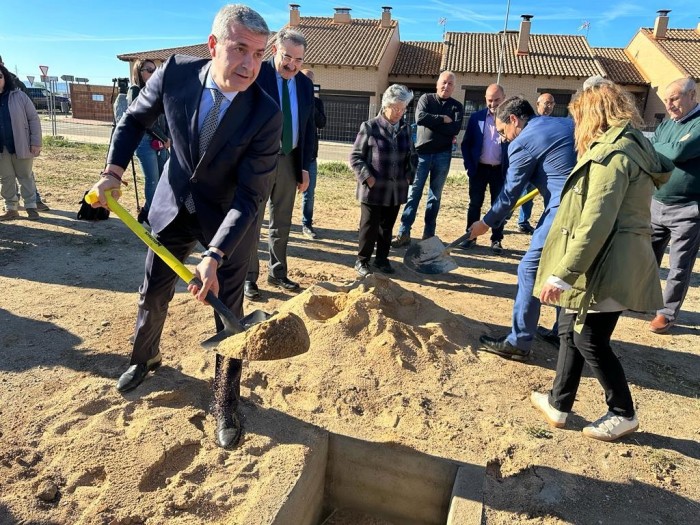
[140,67,156,74]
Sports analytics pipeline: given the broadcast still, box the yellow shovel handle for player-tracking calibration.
[514,188,539,209]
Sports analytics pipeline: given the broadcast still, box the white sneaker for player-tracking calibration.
[530,391,567,428]
[582,412,639,442]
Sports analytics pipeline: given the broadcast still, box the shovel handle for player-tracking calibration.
[86,189,245,336]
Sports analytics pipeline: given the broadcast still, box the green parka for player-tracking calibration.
[534,122,673,317]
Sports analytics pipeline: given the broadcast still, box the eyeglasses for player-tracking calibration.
[140,67,156,74]
[280,53,303,66]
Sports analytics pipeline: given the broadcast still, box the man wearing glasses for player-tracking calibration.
[468,96,576,361]
[245,28,314,300]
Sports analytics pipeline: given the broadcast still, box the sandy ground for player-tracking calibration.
[0,142,698,524]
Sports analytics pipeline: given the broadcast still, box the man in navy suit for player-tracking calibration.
[460,84,508,254]
[244,28,315,300]
[468,96,576,360]
[90,4,282,449]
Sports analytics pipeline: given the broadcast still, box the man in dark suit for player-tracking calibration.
[460,84,508,254]
[89,5,282,449]
[244,28,315,300]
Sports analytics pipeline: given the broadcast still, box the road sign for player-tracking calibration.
[61,75,74,82]
[27,75,35,86]
[41,75,49,82]
[47,76,59,81]
[75,77,89,83]
[39,65,49,76]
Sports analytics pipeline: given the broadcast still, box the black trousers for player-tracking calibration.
[357,202,400,264]
[130,207,255,411]
[549,310,635,418]
[467,163,505,242]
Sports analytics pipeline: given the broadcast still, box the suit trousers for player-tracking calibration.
[248,153,297,282]
[650,199,700,322]
[130,207,252,409]
[467,163,505,242]
[549,310,634,418]
[358,202,401,264]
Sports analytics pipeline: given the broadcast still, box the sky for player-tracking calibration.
[2,0,698,90]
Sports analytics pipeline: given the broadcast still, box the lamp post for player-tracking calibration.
[497,0,512,84]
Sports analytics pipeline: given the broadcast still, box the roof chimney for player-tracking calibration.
[289,4,300,27]
[381,6,393,28]
[653,9,671,40]
[333,7,352,24]
[517,14,533,56]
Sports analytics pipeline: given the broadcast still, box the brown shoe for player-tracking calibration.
[0,210,20,221]
[26,209,40,220]
[649,314,673,334]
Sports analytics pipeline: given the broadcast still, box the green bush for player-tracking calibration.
[318,161,353,179]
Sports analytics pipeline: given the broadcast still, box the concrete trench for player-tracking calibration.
[257,432,484,525]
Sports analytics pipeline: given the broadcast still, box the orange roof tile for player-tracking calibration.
[443,32,605,78]
[641,28,700,79]
[592,47,648,85]
[117,43,209,62]
[390,41,443,76]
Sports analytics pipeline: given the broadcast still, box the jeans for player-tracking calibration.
[506,207,556,351]
[301,159,317,227]
[518,183,536,226]
[135,136,169,210]
[398,150,452,239]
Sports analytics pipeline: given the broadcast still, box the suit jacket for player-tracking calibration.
[255,58,315,182]
[460,108,508,178]
[107,54,283,257]
[483,116,576,229]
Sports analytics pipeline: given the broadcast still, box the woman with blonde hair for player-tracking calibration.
[530,82,672,441]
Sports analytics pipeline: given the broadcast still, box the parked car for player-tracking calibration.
[26,87,71,113]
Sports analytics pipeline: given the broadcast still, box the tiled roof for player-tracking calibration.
[592,47,648,85]
[443,32,605,78]
[641,28,700,79]
[390,41,443,76]
[117,43,208,62]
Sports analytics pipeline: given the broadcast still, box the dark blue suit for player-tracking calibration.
[460,108,509,241]
[483,116,576,351]
[109,54,282,403]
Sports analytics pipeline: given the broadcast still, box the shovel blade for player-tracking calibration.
[201,309,271,349]
[403,236,459,274]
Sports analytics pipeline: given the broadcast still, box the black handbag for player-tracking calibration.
[77,191,110,221]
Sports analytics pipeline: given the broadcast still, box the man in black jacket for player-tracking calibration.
[393,71,463,245]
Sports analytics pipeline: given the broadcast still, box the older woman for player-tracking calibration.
[350,84,417,276]
[531,82,672,441]
[0,64,42,221]
[127,59,170,223]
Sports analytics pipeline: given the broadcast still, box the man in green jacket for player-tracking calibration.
[649,78,700,334]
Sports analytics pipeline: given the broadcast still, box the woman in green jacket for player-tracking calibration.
[530,82,672,441]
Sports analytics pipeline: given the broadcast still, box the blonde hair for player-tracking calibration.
[569,82,643,156]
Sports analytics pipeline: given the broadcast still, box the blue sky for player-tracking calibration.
[2,0,697,88]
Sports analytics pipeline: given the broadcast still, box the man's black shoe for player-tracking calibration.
[355,260,372,277]
[244,281,260,299]
[215,412,242,449]
[116,353,162,392]
[478,335,530,361]
[267,275,300,291]
[491,240,504,255]
[536,326,559,348]
[372,259,395,274]
[518,223,535,235]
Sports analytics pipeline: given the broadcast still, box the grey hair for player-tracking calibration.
[583,75,614,90]
[275,27,308,50]
[667,77,696,94]
[381,84,414,110]
[439,70,456,81]
[211,4,269,40]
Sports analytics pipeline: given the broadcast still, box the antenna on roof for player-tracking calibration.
[438,17,447,41]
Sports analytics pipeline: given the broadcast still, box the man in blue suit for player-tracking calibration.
[90,4,282,448]
[244,28,315,300]
[460,84,508,254]
[468,96,576,360]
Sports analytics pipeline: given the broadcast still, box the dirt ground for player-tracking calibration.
[0,141,698,524]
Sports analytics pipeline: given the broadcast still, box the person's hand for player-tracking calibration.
[89,167,124,208]
[30,145,41,156]
[469,220,489,240]
[297,169,310,193]
[366,176,376,188]
[189,257,220,304]
[540,283,563,305]
[442,115,453,124]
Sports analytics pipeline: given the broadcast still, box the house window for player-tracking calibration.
[537,90,573,117]
[462,87,488,120]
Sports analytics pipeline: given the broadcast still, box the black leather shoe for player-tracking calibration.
[478,335,530,361]
[216,412,242,449]
[518,223,535,235]
[372,259,395,274]
[267,275,300,291]
[458,238,476,250]
[536,326,559,348]
[116,353,162,392]
[244,280,260,299]
[354,260,372,277]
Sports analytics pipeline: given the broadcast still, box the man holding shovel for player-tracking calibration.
[468,96,576,360]
[89,4,282,449]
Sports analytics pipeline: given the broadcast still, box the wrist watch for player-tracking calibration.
[202,249,223,268]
